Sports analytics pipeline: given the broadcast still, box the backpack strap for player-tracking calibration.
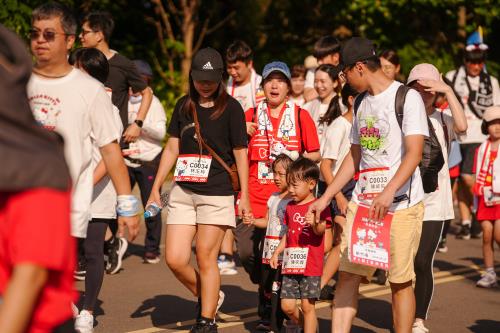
[353,91,368,115]
[394,85,411,130]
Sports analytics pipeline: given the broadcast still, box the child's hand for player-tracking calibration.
[305,211,316,226]
[242,212,255,225]
[269,254,279,269]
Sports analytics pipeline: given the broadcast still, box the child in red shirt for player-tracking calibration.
[473,106,500,288]
[270,158,331,333]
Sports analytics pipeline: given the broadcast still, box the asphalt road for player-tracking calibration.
[75,209,500,333]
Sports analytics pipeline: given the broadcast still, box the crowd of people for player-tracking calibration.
[0,2,499,333]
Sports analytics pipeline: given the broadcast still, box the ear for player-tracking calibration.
[308,179,316,190]
[248,60,254,69]
[66,35,76,51]
[333,53,340,65]
[95,31,105,44]
[348,95,355,107]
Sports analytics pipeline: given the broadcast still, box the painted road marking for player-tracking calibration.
[126,264,499,333]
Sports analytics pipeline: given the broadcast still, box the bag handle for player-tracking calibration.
[191,103,235,175]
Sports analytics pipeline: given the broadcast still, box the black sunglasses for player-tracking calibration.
[28,29,72,42]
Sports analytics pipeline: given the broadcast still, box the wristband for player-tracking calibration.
[116,195,139,216]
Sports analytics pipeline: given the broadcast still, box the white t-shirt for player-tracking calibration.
[28,68,121,237]
[423,109,455,221]
[351,81,429,211]
[303,98,329,143]
[305,69,315,89]
[126,94,166,165]
[322,116,352,176]
[91,106,123,219]
[226,69,263,111]
[289,95,305,108]
[445,69,500,144]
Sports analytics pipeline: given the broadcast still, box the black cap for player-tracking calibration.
[341,37,377,68]
[191,47,224,82]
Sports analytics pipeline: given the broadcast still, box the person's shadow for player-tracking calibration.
[468,319,500,333]
[356,297,394,331]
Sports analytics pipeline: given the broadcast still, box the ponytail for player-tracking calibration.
[319,94,342,126]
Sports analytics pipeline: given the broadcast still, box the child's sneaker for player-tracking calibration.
[75,310,94,333]
[217,254,237,275]
[476,271,498,288]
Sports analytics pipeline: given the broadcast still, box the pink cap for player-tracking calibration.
[483,106,500,122]
[407,63,440,84]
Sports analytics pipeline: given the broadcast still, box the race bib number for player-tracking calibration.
[258,161,274,184]
[358,167,390,201]
[483,186,500,207]
[349,204,392,270]
[282,247,309,274]
[174,154,212,183]
[262,236,281,264]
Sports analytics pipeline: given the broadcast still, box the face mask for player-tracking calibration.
[130,95,142,104]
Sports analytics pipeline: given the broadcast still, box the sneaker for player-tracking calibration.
[256,319,271,331]
[476,271,498,288]
[456,224,471,240]
[144,252,161,264]
[190,319,218,333]
[217,255,238,275]
[412,320,429,333]
[319,284,335,300]
[74,257,86,281]
[106,237,128,275]
[75,310,94,333]
[437,238,448,253]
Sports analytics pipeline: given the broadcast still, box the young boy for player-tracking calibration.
[270,158,330,333]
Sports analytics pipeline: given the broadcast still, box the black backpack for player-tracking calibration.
[354,85,444,194]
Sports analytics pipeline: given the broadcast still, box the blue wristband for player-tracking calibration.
[116,195,139,217]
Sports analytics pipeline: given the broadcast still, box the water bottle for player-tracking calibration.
[144,191,169,218]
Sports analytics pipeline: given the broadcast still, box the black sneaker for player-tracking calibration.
[190,319,218,333]
[106,237,128,274]
[256,319,271,331]
[74,257,86,281]
[437,238,448,253]
[456,224,471,240]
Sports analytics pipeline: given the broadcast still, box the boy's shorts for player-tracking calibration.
[339,201,424,284]
[280,275,321,299]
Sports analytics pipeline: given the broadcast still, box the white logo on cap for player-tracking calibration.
[202,62,213,70]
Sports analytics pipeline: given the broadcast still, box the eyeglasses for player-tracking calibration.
[29,29,72,42]
[80,29,96,37]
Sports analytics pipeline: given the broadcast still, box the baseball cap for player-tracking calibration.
[407,63,440,84]
[340,37,377,68]
[483,106,500,122]
[133,59,153,78]
[191,47,224,82]
[262,61,291,81]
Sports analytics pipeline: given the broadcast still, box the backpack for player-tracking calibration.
[354,85,444,194]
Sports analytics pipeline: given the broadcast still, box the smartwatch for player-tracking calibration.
[134,119,144,128]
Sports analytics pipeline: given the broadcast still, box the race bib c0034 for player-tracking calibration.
[174,154,212,183]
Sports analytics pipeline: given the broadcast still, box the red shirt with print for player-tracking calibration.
[284,200,331,276]
[244,108,320,218]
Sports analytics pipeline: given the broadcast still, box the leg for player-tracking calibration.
[390,281,415,333]
[301,298,317,333]
[480,221,494,269]
[135,164,162,256]
[331,272,362,333]
[413,221,444,321]
[321,244,340,288]
[82,219,109,312]
[195,224,228,319]
[233,221,264,284]
[220,229,235,256]
[494,219,500,247]
[281,298,300,324]
[164,224,198,295]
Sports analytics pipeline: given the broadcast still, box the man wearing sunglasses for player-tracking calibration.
[26,0,140,291]
[446,38,500,241]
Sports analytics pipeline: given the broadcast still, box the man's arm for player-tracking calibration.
[123,87,153,142]
[0,264,48,333]
[304,87,319,102]
[369,135,424,220]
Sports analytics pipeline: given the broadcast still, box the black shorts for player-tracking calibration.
[332,179,357,217]
[281,275,321,299]
[459,143,481,175]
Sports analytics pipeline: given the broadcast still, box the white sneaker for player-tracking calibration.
[217,255,238,275]
[476,271,498,288]
[216,290,225,314]
[75,310,94,333]
[412,320,429,333]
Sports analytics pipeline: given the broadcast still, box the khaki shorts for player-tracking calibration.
[166,183,236,227]
[339,201,424,284]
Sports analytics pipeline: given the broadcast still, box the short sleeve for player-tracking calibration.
[90,87,121,147]
[229,99,248,148]
[322,120,345,160]
[167,98,184,138]
[402,90,429,137]
[304,69,315,89]
[126,60,148,94]
[320,207,332,223]
[298,109,320,153]
[284,204,291,226]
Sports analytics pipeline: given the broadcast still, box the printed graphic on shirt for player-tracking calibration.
[29,94,61,131]
[358,115,390,155]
